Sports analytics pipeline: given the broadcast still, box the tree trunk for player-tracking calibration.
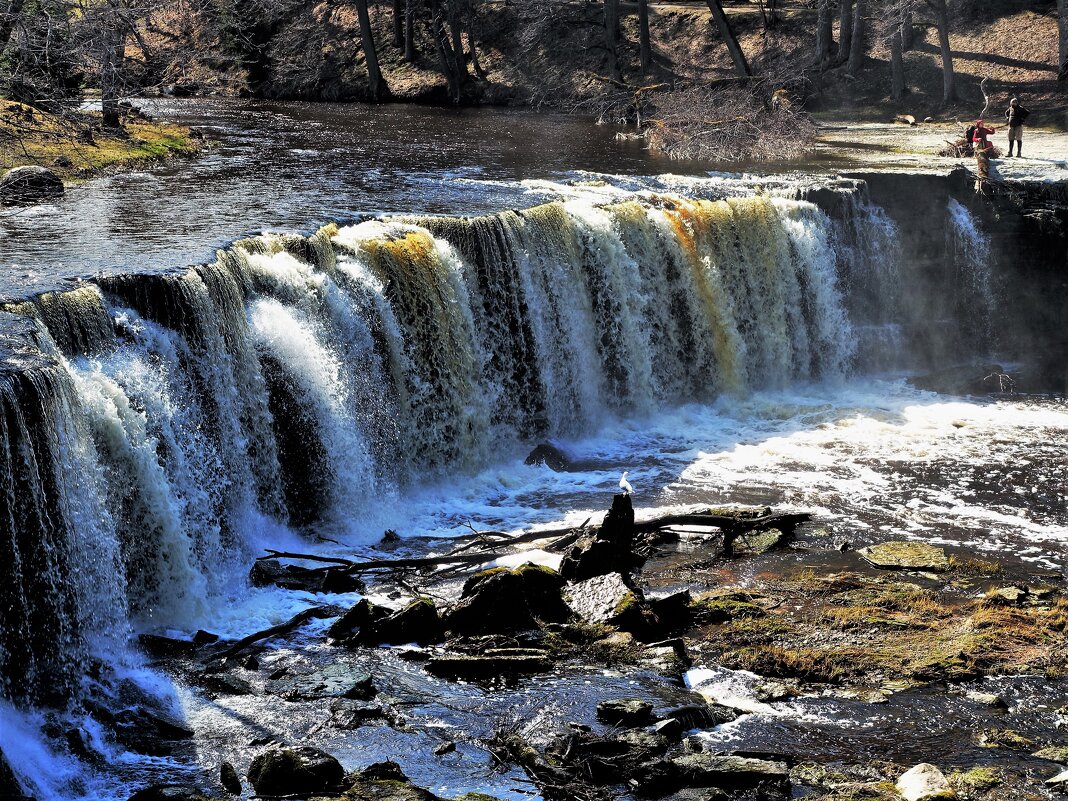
[355,0,390,102]
[0,0,26,52]
[815,0,833,67]
[604,0,621,81]
[100,4,126,129]
[404,0,416,61]
[1058,0,1068,80]
[847,0,864,75]
[391,0,403,47]
[890,27,904,100]
[705,0,751,77]
[926,0,955,104]
[467,16,486,80]
[446,0,467,89]
[837,0,852,65]
[638,0,652,74]
[900,8,914,51]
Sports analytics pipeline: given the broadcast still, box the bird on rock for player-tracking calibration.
[619,471,633,495]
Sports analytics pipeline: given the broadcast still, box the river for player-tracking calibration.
[0,99,1066,801]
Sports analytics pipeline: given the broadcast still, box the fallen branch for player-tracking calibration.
[216,606,339,658]
[257,549,355,566]
[633,510,811,534]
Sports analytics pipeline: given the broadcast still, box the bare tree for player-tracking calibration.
[0,0,27,52]
[404,0,416,61]
[354,0,390,101]
[925,0,955,104]
[705,0,751,77]
[815,0,834,67]
[604,0,621,81]
[1058,0,1068,80]
[847,0,865,76]
[838,0,853,65]
[637,0,651,74]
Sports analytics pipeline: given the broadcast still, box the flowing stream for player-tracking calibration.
[0,101,1065,800]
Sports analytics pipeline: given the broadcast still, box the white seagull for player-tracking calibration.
[619,471,633,495]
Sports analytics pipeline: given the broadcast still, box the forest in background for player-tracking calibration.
[1,0,1066,163]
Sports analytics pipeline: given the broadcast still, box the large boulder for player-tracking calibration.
[0,165,64,205]
[859,541,950,572]
[596,698,655,727]
[560,494,640,581]
[442,564,570,636]
[356,598,442,646]
[524,443,573,471]
[896,763,956,801]
[328,598,391,641]
[564,572,640,626]
[246,746,345,797]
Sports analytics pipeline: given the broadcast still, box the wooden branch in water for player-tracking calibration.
[257,549,355,566]
[633,511,811,534]
[216,606,339,658]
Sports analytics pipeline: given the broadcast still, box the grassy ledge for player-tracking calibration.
[1,102,201,184]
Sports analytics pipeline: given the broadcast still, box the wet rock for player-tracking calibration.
[192,630,219,646]
[653,704,736,741]
[978,728,1032,749]
[1034,746,1068,763]
[356,598,443,646]
[425,650,551,679]
[564,572,639,625]
[0,165,64,205]
[896,763,956,800]
[112,706,195,757]
[329,598,391,640]
[649,591,694,633]
[689,593,768,625]
[265,662,376,701]
[560,494,639,581]
[524,442,573,471]
[965,690,1007,709]
[359,761,408,781]
[250,559,364,595]
[219,762,241,795]
[328,698,390,728]
[127,788,216,801]
[668,753,790,795]
[139,633,197,658]
[199,673,253,696]
[732,528,791,555]
[434,741,457,756]
[443,564,570,636]
[637,640,692,675]
[246,745,345,797]
[656,790,729,801]
[547,729,669,785]
[596,698,655,727]
[859,541,950,572]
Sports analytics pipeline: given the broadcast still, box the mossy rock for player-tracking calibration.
[690,597,768,624]
[949,766,1002,795]
[1033,746,1068,763]
[859,541,950,572]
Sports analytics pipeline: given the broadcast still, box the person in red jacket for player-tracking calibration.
[971,119,997,151]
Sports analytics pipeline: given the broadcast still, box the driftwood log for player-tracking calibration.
[256,508,810,577]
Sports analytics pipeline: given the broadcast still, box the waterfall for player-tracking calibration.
[947,198,998,354]
[0,186,885,707]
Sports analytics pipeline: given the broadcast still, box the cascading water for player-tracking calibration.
[0,182,919,796]
[947,198,998,354]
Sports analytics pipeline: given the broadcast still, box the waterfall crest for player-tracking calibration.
[0,187,884,704]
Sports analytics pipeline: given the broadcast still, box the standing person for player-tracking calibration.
[1004,97,1029,157]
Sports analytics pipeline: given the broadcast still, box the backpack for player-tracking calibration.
[965,125,976,142]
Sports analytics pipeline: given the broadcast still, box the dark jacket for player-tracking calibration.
[1006,105,1030,127]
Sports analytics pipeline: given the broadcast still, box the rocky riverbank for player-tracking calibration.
[39,487,1066,801]
[0,102,202,204]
